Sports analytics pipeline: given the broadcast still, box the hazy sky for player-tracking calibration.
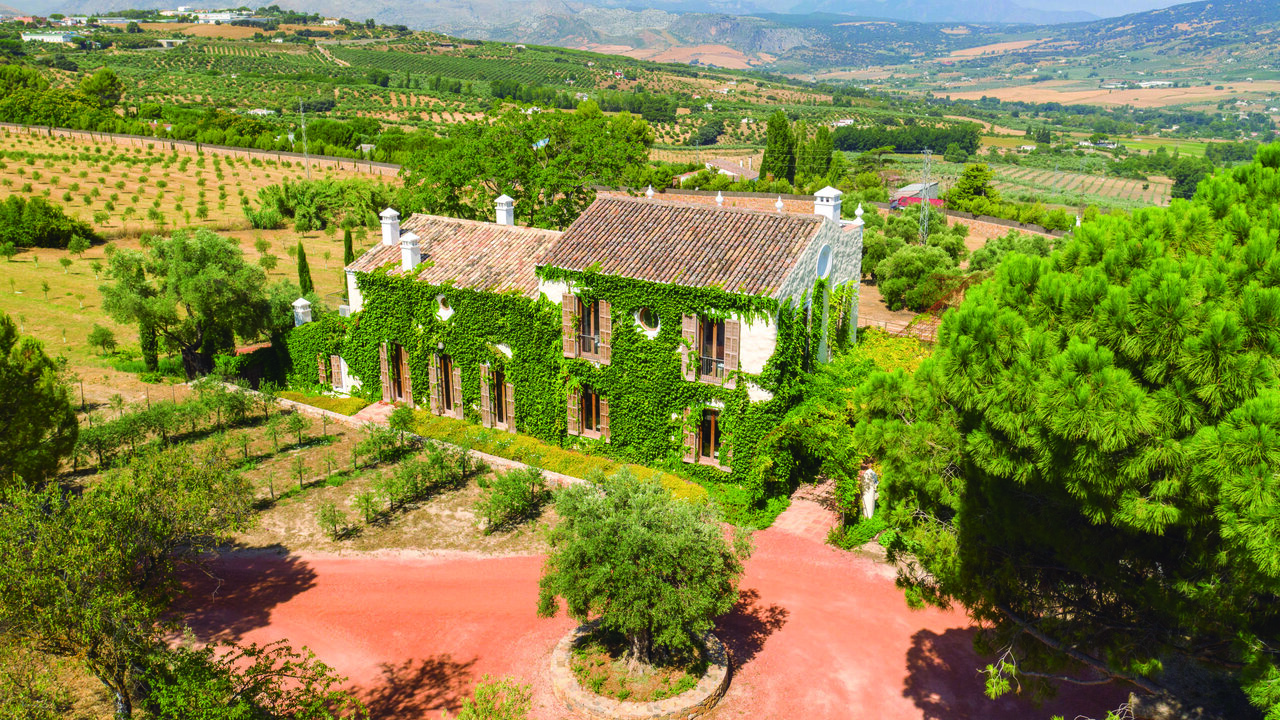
[1018,0,1183,16]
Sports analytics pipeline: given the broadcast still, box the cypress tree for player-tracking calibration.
[760,110,794,183]
[139,318,158,372]
[342,227,354,266]
[296,242,314,295]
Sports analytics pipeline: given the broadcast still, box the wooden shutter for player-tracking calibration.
[562,293,577,358]
[401,350,414,408]
[330,355,342,390]
[724,319,740,389]
[683,408,696,463]
[503,381,515,434]
[681,314,697,381]
[451,364,463,419]
[479,364,492,427]
[318,354,328,385]
[567,387,580,436]
[378,343,390,403]
[428,355,440,415]
[599,396,610,443]
[598,300,612,365]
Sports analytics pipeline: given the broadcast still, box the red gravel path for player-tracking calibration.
[181,517,1125,719]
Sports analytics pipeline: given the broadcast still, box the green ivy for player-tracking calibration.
[344,267,565,441]
[285,313,349,391]
[293,261,829,526]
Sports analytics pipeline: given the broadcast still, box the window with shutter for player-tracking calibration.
[723,319,740,389]
[698,318,727,384]
[599,396,609,443]
[428,354,440,415]
[682,407,696,463]
[400,348,414,408]
[681,314,696,381]
[566,385,580,436]
[697,408,725,469]
[378,343,390,403]
[318,354,328,385]
[503,381,515,434]
[479,364,492,427]
[330,355,342,391]
[598,300,612,365]
[450,363,463,419]
[562,293,577,358]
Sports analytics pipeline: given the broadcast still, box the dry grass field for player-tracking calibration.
[948,80,1280,107]
[0,131,389,409]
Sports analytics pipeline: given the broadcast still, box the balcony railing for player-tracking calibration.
[700,356,725,378]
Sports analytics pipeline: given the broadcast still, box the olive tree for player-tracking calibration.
[99,229,295,378]
[537,472,751,669]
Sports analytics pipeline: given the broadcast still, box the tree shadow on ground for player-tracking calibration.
[903,627,1128,720]
[352,654,477,720]
[173,544,318,644]
[714,588,789,668]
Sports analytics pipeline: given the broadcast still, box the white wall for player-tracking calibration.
[537,278,571,304]
[736,312,776,376]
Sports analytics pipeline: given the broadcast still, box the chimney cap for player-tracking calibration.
[292,297,311,308]
[815,186,843,199]
[379,207,400,219]
[399,231,420,246]
[496,194,515,205]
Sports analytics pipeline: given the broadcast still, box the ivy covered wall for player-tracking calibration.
[285,260,832,523]
[539,267,822,520]
[343,267,566,441]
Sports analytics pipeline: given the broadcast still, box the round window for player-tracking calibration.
[438,296,451,311]
[637,307,659,331]
[816,245,832,279]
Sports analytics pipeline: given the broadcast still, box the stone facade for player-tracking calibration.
[549,622,730,720]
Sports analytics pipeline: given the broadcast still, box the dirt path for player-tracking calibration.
[179,496,1125,719]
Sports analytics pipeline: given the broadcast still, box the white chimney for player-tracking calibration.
[379,207,400,246]
[292,297,312,326]
[495,194,515,226]
[814,186,843,222]
[400,231,421,272]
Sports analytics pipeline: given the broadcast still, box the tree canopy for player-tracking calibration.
[854,144,1280,713]
[0,311,77,488]
[537,472,751,668]
[399,102,652,230]
[100,229,296,378]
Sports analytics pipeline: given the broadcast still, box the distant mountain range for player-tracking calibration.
[28,0,1277,74]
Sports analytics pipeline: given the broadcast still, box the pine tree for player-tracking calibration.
[760,110,794,183]
[342,227,355,266]
[296,242,314,295]
[853,144,1280,714]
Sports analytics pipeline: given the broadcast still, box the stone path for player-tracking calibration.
[770,480,840,543]
[350,400,395,425]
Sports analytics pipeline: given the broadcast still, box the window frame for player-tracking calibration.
[492,369,509,429]
[437,353,455,412]
[697,407,723,467]
[577,299,602,360]
[580,384,602,439]
[698,317,727,383]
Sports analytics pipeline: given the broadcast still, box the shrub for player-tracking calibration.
[875,244,959,311]
[315,501,348,540]
[476,467,550,534]
[449,675,531,720]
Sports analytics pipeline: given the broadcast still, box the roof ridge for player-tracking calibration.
[594,195,822,224]
[404,212,563,236]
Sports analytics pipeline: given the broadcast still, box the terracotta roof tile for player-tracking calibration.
[541,196,823,297]
[345,216,561,298]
